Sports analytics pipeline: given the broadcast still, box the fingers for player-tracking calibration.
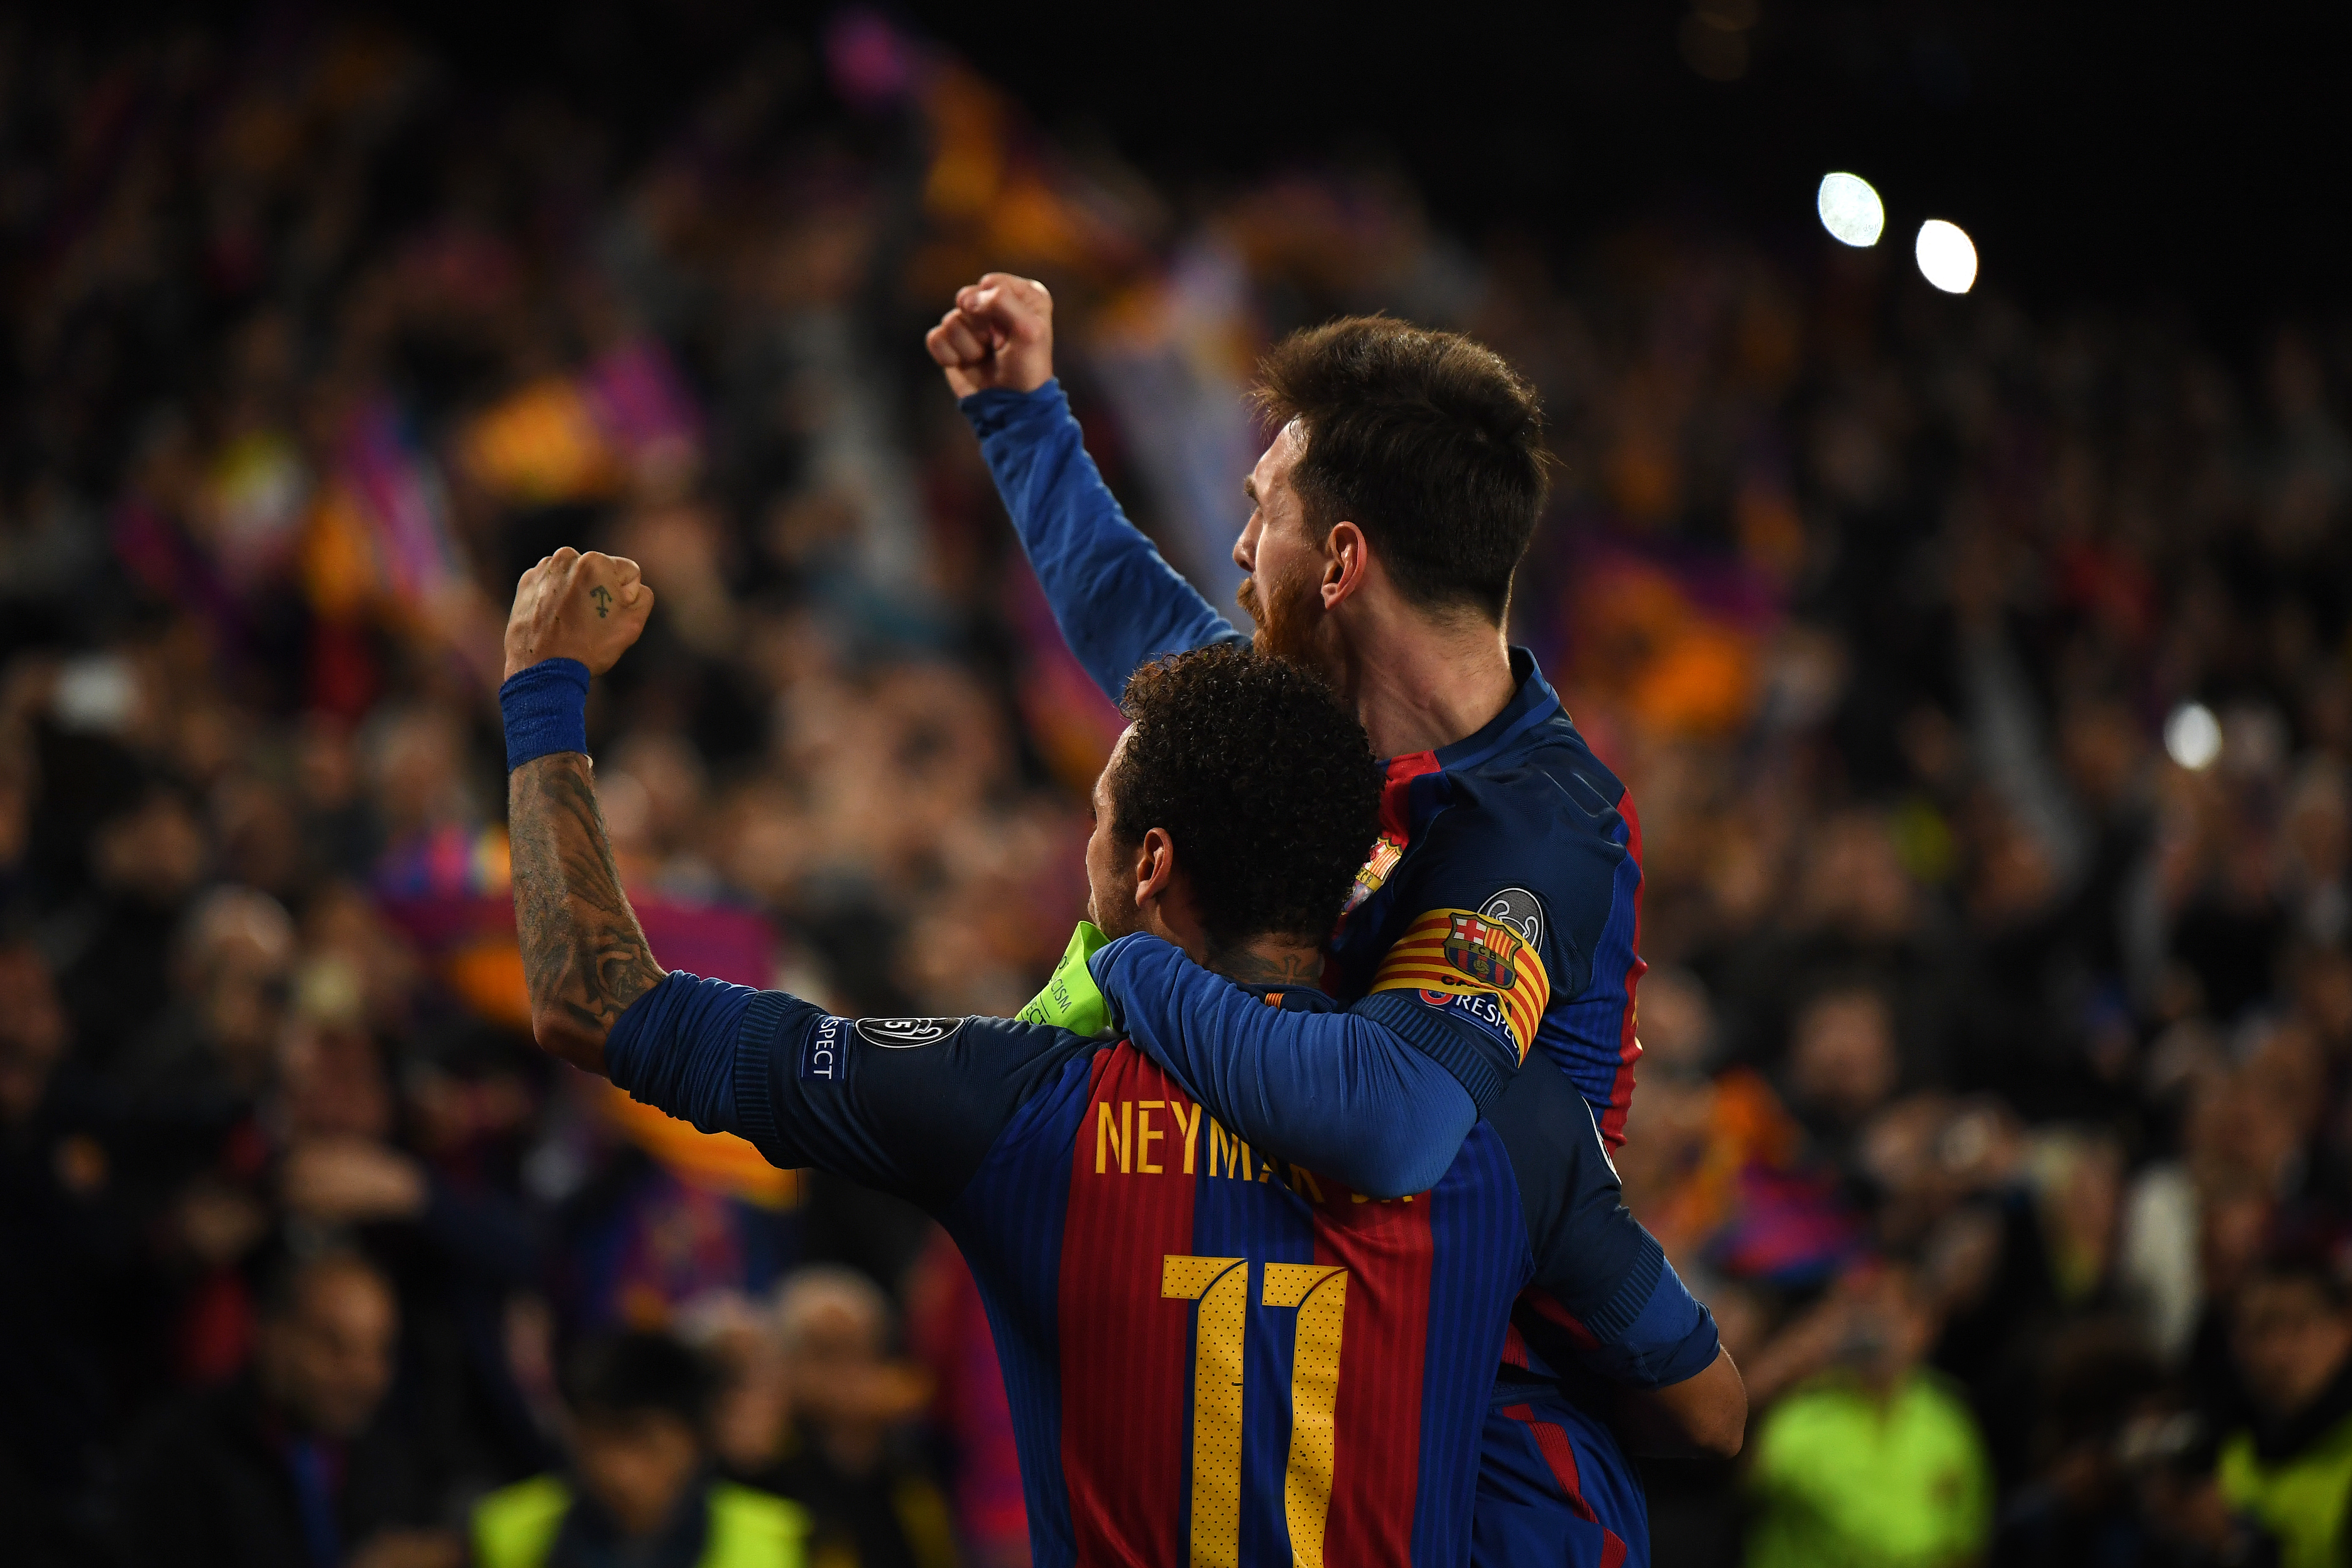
[568,551,650,613]
[969,271,1048,306]
[516,548,642,607]
[955,273,1048,338]
[928,310,992,366]
[608,556,648,607]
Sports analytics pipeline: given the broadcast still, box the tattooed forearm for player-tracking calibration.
[509,753,665,1073]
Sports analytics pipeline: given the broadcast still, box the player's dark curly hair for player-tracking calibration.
[1111,644,1384,958]
[1255,316,1548,624]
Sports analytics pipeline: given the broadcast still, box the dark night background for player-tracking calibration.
[8,3,2352,1567]
[363,0,2352,328]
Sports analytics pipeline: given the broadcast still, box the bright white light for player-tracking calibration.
[1816,173,1885,248]
[2164,702,2222,770]
[1915,219,1978,293]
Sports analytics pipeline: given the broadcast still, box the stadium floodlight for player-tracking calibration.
[1915,219,1978,293]
[1816,173,1885,248]
[2164,702,2222,770]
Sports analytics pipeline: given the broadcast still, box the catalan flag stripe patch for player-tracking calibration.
[1369,909,1550,1060]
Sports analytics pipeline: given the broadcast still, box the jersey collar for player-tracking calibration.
[1413,647,1565,774]
[1235,983,1340,1014]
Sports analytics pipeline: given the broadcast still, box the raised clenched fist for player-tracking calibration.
[502,548,654,681]
[924,272,1055,398]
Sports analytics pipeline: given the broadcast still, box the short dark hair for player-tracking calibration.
[1111,645,1383,959]
[567,1331,714,1432]
[1254,316,1548,623]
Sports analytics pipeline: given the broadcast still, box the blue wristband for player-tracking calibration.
[500,659,592,770]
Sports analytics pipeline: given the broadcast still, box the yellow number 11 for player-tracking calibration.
[1160,1255,1351,1568]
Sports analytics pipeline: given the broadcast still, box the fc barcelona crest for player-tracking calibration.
[1345,833,1406,914]
[1443,913,1520,988]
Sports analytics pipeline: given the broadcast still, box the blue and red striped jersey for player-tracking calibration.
[606,978,1690,1567]
[953,1037,1523,1568]
[950,381,1690,1564]
[963,382,1645,1152]
[1334,647,1645,1151]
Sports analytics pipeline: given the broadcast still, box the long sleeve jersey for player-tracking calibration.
[964,381,1648,1174]
[602,970,1714,1568]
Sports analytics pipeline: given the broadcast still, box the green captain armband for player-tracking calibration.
[1018,921,1116,1037]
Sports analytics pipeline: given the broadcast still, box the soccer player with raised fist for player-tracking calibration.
[497,565,1737,1566]
[932,275,1693,1565]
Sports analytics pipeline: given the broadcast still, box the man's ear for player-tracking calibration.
[1132,827,1177,908]
[1321,520,1369,610]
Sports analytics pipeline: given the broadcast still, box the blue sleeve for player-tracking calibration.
[1484,1062,1720,1389]
[1607,1261,1721,1388]
[1087,934,1475,1198]
[963,380,1243,702]
[607,974,1088,1213]
[604,970,758,1135]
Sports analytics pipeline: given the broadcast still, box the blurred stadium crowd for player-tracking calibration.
[5,10,2352,1568]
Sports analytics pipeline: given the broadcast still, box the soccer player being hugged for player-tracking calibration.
[928,277,1700,1554]
[498,549,1739,1568]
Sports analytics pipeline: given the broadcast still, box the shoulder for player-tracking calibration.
[1433,721,1630,857]
[930,1013,1103,1079]
[1401,728,1637,961]
[787,1010,1092,1082]
[797,1010,1103,1135]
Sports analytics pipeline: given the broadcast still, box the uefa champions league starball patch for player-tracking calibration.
[853,1017,967,1049]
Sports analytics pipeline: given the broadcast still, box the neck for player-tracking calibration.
[1141,901,1324,989]
[1136,885,1326,989]
[1330,599,1517,757]
[1205,936,1326,990]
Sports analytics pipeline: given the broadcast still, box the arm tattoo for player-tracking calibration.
[509,753,664,1072]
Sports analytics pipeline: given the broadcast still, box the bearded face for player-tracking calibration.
[1237,549,1325,671]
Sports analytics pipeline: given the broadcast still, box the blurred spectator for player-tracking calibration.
[1,7,2352,1564]
[116,1248,458,1568]
[471,1330,807,1568]
[52,780,213,1073]
[906,1233,1029,1568]
[754,1267,957,1568]
[117,883,297,1108]
[1991,1323,2167,1567]
[1744,1262,1995,1568]
[2216,1260,2352,1568]
[0,939,140,1563]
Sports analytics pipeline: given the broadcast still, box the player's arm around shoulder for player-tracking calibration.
[1086,931,1476,1198]
[1487,1066,1744,1456]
